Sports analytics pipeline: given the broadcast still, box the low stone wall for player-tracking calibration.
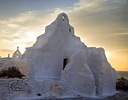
[0,78,70,100]
[0,78,30,100]
[29,80,67,97]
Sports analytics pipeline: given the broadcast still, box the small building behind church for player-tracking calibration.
[0,47,28,78]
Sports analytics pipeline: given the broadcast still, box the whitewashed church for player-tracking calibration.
[0,13,116,99]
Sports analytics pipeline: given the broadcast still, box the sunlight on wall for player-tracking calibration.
[105,51,110,58]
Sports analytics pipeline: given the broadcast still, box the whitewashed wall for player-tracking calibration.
[0,78,30,100]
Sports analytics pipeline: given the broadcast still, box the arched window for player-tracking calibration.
[62,16,64,21]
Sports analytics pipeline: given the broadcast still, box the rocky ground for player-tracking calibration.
[31,90,128,100]
[100,90,128,100]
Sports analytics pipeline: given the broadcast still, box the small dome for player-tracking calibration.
[12,47,21,58]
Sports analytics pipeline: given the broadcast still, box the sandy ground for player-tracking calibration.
[32,90,128,100]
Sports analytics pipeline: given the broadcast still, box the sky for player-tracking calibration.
[0,0,128,71]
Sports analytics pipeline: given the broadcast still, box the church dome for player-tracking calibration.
[12,47,21,58]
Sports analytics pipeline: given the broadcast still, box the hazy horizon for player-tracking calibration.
[0,0,128,71]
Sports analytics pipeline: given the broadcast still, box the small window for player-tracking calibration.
[63,58,69,70]
[69,28,71,32]
[62,16,64,21]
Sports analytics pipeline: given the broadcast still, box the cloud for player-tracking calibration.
[0,49,14,53]
[25,41,34,46]
[111,32,128,36]
[0,10,58,57]
[64,0,128,49]
[0,0,128,54]
[112,49,128,52]
[0,36,21,41]
[0,0,127,39]
[49,0,128,42]
[0,11,54,52]
[0,10,58,41]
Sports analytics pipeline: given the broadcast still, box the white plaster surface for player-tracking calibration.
[0,13,116,99]
[21,13,116,97]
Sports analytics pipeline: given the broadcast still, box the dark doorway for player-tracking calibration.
[63,58,68,70]
[69,28,71,32]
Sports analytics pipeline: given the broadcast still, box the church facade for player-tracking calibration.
[0,13,116,99]
[22,13,116,96]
